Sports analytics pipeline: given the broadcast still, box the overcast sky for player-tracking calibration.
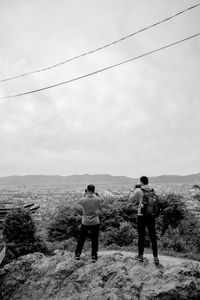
[0,0,199,177]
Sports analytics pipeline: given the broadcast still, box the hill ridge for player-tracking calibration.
[0,172,200,185]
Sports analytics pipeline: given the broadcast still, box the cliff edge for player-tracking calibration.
[0,251,200,300]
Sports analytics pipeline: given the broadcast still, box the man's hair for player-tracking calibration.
[87,184,95,192]
[140,176,149,185]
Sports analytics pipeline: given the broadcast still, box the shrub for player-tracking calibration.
[99,199,138,232]
[156,193,186,236]
[102,222,137,247]
[99,203,124,231]
[100,228,119,246]
[45,237,77,253]
[3,207,36,244]
[3,208,48,263]
[158,226,186,253]
[157,194,200,255]
[46,192,200,259]
[117,222,137,246]
[177,217,200,253]
[47,205,81,241]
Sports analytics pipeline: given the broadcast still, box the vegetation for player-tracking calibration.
[48,205,81,241]
[46,192,200,260]
[1,186,200,262]
[2,207,48,264]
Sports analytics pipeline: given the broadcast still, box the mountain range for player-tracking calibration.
[0,173,199,185]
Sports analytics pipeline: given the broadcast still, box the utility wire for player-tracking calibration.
[0,33,199,100]
[0,3,200,83]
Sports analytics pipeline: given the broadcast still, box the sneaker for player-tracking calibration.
[75,253,80,260]
[154,257,159,265]
[135,255,143,262]
[92,255,98,263]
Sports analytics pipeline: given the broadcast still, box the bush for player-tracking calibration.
[3,208,48,263]
[100,228,119,246]
[3,207,36,244]
[156,193,186,236]
[117,222,137,246]
[47,205,81,241]
[99,203,124,231]
[177,217,200,253]
[46,192,200,259]
[99,198,138,232]
[101,222,137,247]
[45,237,77,253]
[157,194,200,255]
[158,226,186,253]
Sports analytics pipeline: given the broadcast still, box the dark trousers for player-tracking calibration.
[75,224,99,257]
[137,215,158,257]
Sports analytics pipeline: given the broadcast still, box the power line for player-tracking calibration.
[0,33,199,100]
[0,3,200,83]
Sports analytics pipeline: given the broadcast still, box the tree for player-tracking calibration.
[3,207,47,263]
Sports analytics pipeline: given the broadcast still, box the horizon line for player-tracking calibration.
[0,172,199,179]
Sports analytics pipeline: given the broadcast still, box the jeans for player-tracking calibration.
[75,224,99,257]
[137,215,158,257]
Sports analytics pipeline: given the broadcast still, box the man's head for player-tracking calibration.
[140,176,149,186]
[87,184,95,193]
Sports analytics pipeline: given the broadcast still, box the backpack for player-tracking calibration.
[141,188,160,217]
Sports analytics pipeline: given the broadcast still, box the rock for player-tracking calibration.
[52,249,64,256]
[0,251,200,299]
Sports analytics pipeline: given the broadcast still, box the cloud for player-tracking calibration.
[0,0,199,176]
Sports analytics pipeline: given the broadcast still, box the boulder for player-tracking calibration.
[0,251,200,299]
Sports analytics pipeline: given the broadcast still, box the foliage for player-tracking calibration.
[2,208,48,264]
[193,193,200,201]
[177,217,200,253]
[156,193,186,236]
[47,205,81,241]
[157,194,200,255]
[46,192,200,259]
[45,237,77,253]
[3,207,36,244]
[158,226,186,252]
[101,222,137,247]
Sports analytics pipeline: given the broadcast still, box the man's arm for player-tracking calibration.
[77,196,84,207]
[130,189,143,205]
[99,197,104,209]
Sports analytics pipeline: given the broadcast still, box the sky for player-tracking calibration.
[0,0,200,177]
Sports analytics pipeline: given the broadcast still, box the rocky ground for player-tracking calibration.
[0,250,200,300]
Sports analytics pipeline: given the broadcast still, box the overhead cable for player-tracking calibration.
[0,3,200,83]
[0,33,199,100]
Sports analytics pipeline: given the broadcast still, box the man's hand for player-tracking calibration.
[127,190,135,199]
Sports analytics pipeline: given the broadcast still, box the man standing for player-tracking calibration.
[75,184,102,262]
[131,176,159,265]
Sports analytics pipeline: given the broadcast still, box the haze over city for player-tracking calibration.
[0,0,199,177]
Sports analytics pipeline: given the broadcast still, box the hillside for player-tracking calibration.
[0,172,200,186]
[0,174,134,185]
[150,173,200,184]
[0,251,200,299]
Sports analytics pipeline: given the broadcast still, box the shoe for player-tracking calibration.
[135,255,143,262]
[154,257,159,265]
[92,255,98,263]
[75,253,80,260]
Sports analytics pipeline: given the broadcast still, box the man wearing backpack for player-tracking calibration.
[131,176,159,265]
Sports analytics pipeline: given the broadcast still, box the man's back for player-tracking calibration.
[79,194,102,226]
[131,185,151,216]
[75,184,102,262]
